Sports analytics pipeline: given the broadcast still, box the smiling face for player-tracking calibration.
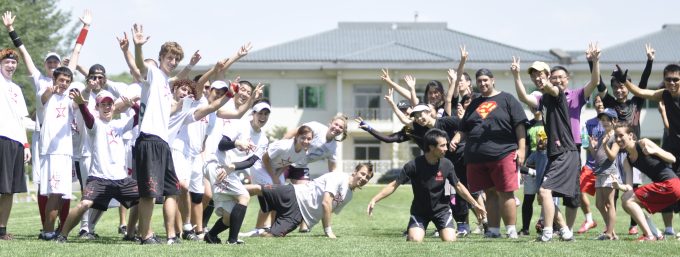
[476,75,495,96]
[664,71,680,97]
[530,70,549,90]
[1,58,17,79]
[97,99,114,121]
[550,70,569,90]
[236,84,253,106]
[593,95,605,114]
[159,53,180,74]
[327,118,346,139]
[426,85,443,106]
[251,109,270,130]
[611,81,629,102]
[44,58,60,77]
[295,131,313,151]
[614,126,635,149]
[350,165,373,189]
[53,74,71,94]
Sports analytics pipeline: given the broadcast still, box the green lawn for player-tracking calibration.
[0,185,679,257]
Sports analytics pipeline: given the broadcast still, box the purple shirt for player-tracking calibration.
[536,87,586,144]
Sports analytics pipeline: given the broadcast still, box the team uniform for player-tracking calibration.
[259,171,352,236]
[172,97,209,185]
[0,77,29,195]
[30,73,53,187]
[38,90,75,197]
[255,138,307,184]
[302,121,338,176]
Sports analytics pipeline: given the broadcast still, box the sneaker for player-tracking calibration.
[77,229,89,238]
[535,220,544,234]
[166,237,181,245]
[595,233,614,240]
[226,239,245,245]
[140,236,161,245]
[483,231,501,238]
[536,234,552,242]
[515,197,521,207]
[518,229,530,236]
[123,235,141,243]
[196,231,206,240]
[637,235,656,242]
[664,230,675,236]
[41,231,57,241]
[456,223,469,237]
[560,229,574,241]
[55,235,67,243]
[629,226,639,235]
[118,225,127,236]
[0,234,14,240]
[203,233,221,244]
[506,230,518,239]
[577,221,597,234]
[182,230,199,241]
[81,232,99,240]
[239,228,265,237]
[432,230,440,238]
[299,228,311,233]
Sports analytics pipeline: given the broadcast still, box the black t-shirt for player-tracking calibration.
[662,91,680,155]
[603,94,643,138]
[629,143,677,182]
[397,156,458,216]
[461,91,527,163]
[542,89,577,157]
[412,116,460,152]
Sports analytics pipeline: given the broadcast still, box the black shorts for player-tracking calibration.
[259,184,303,237]
[286,167,310,181]
[407,209,454,231]
[83,176,140,211]
[133,133,179,198]
[0,136,27,194]
[542,151,580,198]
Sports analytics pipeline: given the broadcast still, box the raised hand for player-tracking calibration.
[459,45,468,62]
[189,50,201,66]
[116,32,129,52]
[2,11,15,30]
[120,96,134,107]
[354,117,370,130]
[79,9,92,27]
[215,58,229,71]
[645,43,655,61]
[447,68,457,85]
[131,23,150,46]
[253,83,264,99]
[380,68,391,82]
[69,88,85,104]
[586,42,601,61]
[510,56,520,75]
[384,88,394,103]
[236,42,253,58]
[403,75,416,90]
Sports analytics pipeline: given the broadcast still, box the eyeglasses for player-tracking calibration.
[664,77,680,83]
[88,76,105,81]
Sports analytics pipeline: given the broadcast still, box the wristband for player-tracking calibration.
[9,30,22,47]
[24,143,30,149]
[76,28,89,45]
[230,82,240,94]
[324,227,333,235]
[359,121,372,130]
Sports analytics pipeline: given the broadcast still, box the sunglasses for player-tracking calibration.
[664,77,680,83]
[88,76,105,81]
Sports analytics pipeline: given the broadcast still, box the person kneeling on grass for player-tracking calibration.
[244,163,373,238]
[612,124,680,241]
[56,90,140,243]
[367,128,486,242]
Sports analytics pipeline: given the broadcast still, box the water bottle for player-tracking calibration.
[580,126,589,148]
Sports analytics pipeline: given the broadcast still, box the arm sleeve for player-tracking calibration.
[365,127,409,143]
[78,103,95,129]
[218,135,236,151]
[132,103,140,127]
[588,60,607,92]
[233,155,260,170]
[639,59,653,90]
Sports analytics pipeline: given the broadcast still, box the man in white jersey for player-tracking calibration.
[203,99,271,244]
[55,90,140,243]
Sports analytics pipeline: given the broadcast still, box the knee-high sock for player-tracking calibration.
[228,204,247,243]
[521,194,536,231]
[79,209,90,232]
[203,200,215,228]
[38,193,47,227]
[208,219,228,237]
[57,199,70,232]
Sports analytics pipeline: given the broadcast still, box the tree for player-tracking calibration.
[1,0,71,115]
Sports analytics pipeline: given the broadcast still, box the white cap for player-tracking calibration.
[210,80,229,90]
[44,52,61,62]
[96,90,115,104]
[252,102,271,112]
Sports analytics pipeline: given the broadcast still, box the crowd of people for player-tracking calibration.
[1,9,680,245]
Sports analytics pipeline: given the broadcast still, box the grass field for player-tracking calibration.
[1,185,679,257]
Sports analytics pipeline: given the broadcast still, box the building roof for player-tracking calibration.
[240,22,555,66]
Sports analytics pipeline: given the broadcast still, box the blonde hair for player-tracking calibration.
[331,113,348,141]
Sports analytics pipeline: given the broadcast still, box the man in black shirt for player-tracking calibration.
[367,129,484,242]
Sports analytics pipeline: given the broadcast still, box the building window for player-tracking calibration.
[354,85,383,119]
[262,83,270,98]
[354,139,380,160]
[298,85,325,109]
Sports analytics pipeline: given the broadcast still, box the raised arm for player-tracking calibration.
[583,42,601,97]
[380,68,412,101]
[66,10,92,72]
[510,56,539,108]
[355,117,409,143]
[404,75,419,106]
[172,50,201,81]
[384,88,412,126]
[215,83,263,119]
[638,43,655,89]
[116,32,142,82]
[132,23,151,78]
[615,65,663,101]
[193,58,231,101]
[3,11,39,77]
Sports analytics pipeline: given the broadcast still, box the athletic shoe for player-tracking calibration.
[483,231,501,238]
[196,231,206,240]
[628,226,639,235]
[203,233,221,244]
[81,232,99,240]
[0,234,14,240]
[226,239,245,245]
[182,230,199,241]
[536,234,552,242]
[595,233,614,240]
[299,228,311,233]
[77,229,88,238]
[55,235,67,243]
[577,221,597,234]
[118,225,127,236]
[675,232,680,240]
[432,230,440,237]
[166,237,181,245]
[663,230,676,236]
[41,231,57,241]
[637,235,656,242]
[560,229,574,241]
[122,235,141,243]
[535,220,544,234]
[506,230,518,239]
[456,223,469,237]
[140,236,161,245]
[515,196,521,207]
[472,223,483,234]
[518,229,530,236]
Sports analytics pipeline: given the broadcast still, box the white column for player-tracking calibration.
[336,71,344,172]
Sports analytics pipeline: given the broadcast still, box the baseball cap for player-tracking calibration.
[527,61,550,76]
[96,90,115,104]
[396,100,411,110]
[597,108,617,120]
[409,104,430,117]
[88,64,106,76]
[210,80,229,90]
[252,101,271,112]
[44,52,61,62]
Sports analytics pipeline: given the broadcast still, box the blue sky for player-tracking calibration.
[57,0,680,74]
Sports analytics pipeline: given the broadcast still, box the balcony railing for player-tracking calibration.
[351,107,393,121]
[341,159,407,184]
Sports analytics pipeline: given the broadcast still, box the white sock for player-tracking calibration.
[183,223,193,231]
[542,227,553,236]
[585,213,593,223]
[506,225,516,234]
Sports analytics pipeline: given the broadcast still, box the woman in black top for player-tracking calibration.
[613,125,680,241]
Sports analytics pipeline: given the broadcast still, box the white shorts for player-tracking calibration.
[189,155,205,193]
[204,160,248,216]
[596,172,621,188]
[172,149,193,183]
[251,168,284,185]
[32,135,41,185]
[39,154,73,198]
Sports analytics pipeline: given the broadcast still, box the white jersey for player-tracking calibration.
[172,97,210,156]
[0,77,28,144]
[267,138,308,170]
[39,93,74,155]
[1,76,28,118]
[167,98,198,145]
[138,65,173,142]
[303,121,338,164]
[32,73,53,131]
[204,98,248,161]
[121,83,142,142]
[88,116,136,180]
[293,172,352,228]
[218,119,268,170]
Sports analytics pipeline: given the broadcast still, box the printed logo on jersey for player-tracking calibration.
[435,171,444,181]
[475,101,497,119]
[56,103,67,118]
[107,129,119,144]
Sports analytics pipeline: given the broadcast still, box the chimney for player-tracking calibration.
[549,48,572,65]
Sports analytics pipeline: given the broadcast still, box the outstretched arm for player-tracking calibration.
[380,68,413,102]
[445,45,468,114]
[116,32,143,82]
[385,88,412,126]
[132,23,151,78]
[510,56,539,108]
[583,42,601,97]
[2,11,39,77]
[615,65,663,101]
[66,10,92,72]
[366,180,400,216]
[172,50,201,80]
[638,43,655,89]
[453,181,486,220]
